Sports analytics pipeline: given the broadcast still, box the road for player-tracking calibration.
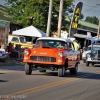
[0,62,100,100]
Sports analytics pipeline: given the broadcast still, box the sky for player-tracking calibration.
[1,0,100,19]
[74,0,100,19]
[0,0,6,5]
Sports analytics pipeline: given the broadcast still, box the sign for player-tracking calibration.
[69,2,83,37]
[0,19,10,46]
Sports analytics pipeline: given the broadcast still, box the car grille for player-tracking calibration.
[98,54,100,60]
[30,56,56,62]
[94,51,100,60]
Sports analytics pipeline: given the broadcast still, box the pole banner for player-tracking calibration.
[69,2,83,37]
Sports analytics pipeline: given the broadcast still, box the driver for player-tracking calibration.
[38,41,43,47]
[56,42,64,49]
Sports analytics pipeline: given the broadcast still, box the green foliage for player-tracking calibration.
[5,0,73,33]
[85,16,99,25]
[79,13,84,20]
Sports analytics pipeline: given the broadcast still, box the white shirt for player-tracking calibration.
[82,51,86,58]
[0,48,6,57]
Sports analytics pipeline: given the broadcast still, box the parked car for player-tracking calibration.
[8,34,34,48]
[86,44,100,66]
[82,45,100,63]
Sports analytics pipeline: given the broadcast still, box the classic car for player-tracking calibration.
[23,37,80,77]
[86,43,100,66]
[82,38,100,63]
[8,34,34,48]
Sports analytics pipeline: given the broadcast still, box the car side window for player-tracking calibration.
[63,43,68,49]
[12,37,19,42]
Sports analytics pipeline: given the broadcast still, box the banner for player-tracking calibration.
[0,19,10,47]
[69,2,83,37]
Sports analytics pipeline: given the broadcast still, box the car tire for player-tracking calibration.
[86,61,89,66]
[58,65,65,77]
[92,63,94,67]
[70,63,78,75]
[83,60,86,63]
[25,63,32,75]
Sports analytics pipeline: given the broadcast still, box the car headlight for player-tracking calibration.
[58,53,63,57]
[24,50,29,55]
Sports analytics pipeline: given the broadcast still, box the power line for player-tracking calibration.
[83,4,97,7]
[82,5,100,13]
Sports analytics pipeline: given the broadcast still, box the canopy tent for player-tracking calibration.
[74,34,87,38]
[12,26,46,37]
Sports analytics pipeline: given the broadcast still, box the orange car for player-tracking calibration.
[23,37,80,77]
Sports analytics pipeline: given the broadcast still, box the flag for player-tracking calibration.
[69,2,83,37]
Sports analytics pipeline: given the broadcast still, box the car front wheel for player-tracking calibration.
[70,63,78,75]
[58,65,65,77]
[25,63,32,75]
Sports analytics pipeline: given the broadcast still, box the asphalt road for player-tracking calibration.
[0,61,100,100]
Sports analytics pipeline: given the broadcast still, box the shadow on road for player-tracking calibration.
[0,73,5,74]
[0,80,8,82]
[31,71,100,80]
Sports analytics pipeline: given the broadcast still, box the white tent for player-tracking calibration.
[74,34,87,38]
[12,26,46,37]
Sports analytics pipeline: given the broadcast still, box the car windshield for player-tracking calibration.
[35,39,68,49]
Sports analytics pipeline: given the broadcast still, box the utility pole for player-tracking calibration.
[97,19,100,39]
[57,0,64,38]
[46,0,53,37]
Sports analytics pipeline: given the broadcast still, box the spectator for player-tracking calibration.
[15,44,24,60]
[73,40,79,50]
[7,43,18,59]
[0,45,8,62]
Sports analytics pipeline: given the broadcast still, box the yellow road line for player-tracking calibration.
[4,78,78,100]
[4,71,100,100]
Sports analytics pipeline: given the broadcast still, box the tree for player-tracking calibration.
[79,13,84,20]
[5,0,73,33]
[0,4,8,20]
[85,16,99,25]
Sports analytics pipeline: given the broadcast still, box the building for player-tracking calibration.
[65,16,98,48]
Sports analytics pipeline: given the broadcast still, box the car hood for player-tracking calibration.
[30,48,63,56]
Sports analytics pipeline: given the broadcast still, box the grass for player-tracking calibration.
[0,60,25,66]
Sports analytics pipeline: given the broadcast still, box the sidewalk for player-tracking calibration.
[0,60,24,67]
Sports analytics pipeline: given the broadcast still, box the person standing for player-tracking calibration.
[73,40,79,51]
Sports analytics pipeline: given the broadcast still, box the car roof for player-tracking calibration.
[37,37,72,43]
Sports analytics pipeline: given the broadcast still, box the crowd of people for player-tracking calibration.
[0,43,24,62]
[8,43,24,60]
